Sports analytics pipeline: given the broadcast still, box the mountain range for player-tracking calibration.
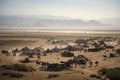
[0,15,119,30]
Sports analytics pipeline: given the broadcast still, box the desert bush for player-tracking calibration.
[1,64,35,72]
[106,69,120,80]
[98,67,120,80]
[98,68,108,75]
[1,50,9,54]
[89,74,101,79]
[2,72,24,78]
[47,74,59,79]
[1,65,14,70]
[116,49,120,55]
[14,64,34,72]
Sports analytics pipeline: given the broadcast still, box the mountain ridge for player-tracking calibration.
[0,15,119,30]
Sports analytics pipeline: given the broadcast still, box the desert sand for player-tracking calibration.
[0,31,120,80]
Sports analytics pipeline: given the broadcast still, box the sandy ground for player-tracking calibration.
[0,31,120,80]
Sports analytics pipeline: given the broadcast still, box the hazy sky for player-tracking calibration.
[0,0,120,19]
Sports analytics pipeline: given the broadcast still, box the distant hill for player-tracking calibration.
[98,18,120,26]
[0,15,119,30]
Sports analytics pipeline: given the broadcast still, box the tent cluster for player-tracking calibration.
[21,47,44,55]
[43,46,60,56]
[74,37,118,52]
[0,47,45,56]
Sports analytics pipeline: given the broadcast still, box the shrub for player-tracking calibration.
[98,67,120,80]
[106,69,120,80]
[9,73,24,78]
[47,74,59,79]
[98,68,108,75]
[116,49,120,55]
[1,65,14,70]
[1,50,9,54]
[90,74,101,79]
[1,64,35,72]
[2,72,24,78]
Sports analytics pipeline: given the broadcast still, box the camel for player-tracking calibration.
[103,55,107,60]
[88,60,93,67]
[36,61,48,68]
[94,61,99,67]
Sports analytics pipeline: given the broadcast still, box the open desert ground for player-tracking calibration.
[0,30,120,80]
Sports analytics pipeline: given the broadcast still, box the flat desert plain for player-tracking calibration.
[0,31,120,80]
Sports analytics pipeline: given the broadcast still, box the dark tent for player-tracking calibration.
[61,51,74,57]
